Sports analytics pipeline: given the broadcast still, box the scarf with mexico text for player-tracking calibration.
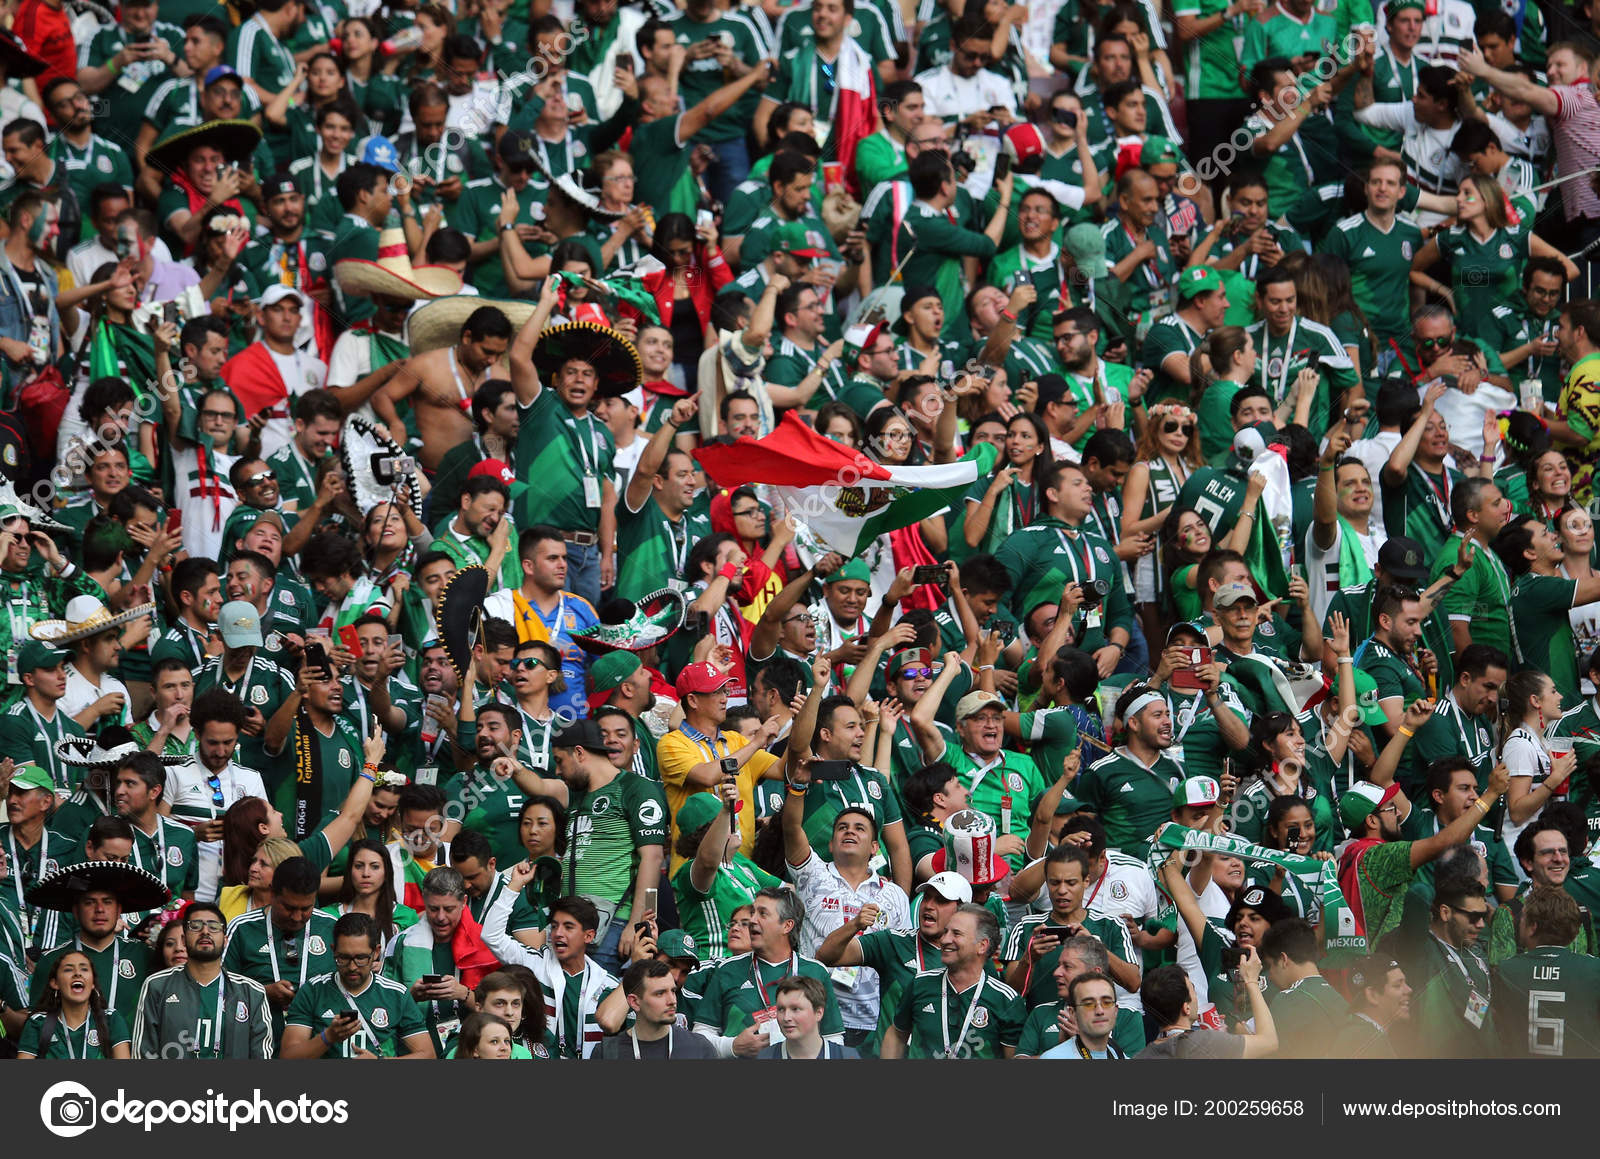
[1149,824,1361,958]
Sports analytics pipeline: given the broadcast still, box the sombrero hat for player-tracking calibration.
[32,594,157,646]
[532,321,642,400]
[434,565,490,682]
[548,166,626,223]
[335,227,462,300]
[572,590,685,655]
[407,295,537,356]
[147,119,262,176]
[341,415,424,521]
[27,861,172,913]
[0,476,68,531]
[0,31,48,77]
[56,725,189,769]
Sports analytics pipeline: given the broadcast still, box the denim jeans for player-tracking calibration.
[701,135,751,208]
[1117,616,1151,677]
[565,539,601,609]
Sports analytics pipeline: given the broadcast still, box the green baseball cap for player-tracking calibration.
[1140,136,1181,169]
[17,639,67,675]
[1063,223,1108,281]
[588,650,641,696]
[1388,0,1425,14]
[774,219,830,259]
[1351,670,1390,726]
[7,763,55,793]
[1177,264,1225,301]
[823,557,871,585]
[676,791,727,835]
[1339,781,1400,831]
[655,928,700,964]
[1054,792,1085,815]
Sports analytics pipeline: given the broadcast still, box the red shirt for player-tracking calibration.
[14,0,76,87]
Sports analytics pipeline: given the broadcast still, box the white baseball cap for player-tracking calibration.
[916,871,974,905]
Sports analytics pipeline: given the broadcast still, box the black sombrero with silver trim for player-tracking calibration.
[27,861,172,913]
[434,565,490,682]
[56,725,189,769]
[146,118,262,176]
[532,321,643,400]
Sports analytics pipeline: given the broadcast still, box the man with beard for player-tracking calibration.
[1336,760,1509,951]
[41,78,134,214]
[599,957,718,1059]
[615,396,708,604]
[1404,873,1496,1057]
[1073,684,1182,856]
[263,662,367,840]
[1332,955,1414,1057]
[375,306,510,473]
[1485,821,1595,962]
[112,752,196,904]
[1493,885,1600,1057]
[282,911,433,1058]
[165,686,269,900]
[1053,310,1144,446]
[238,174,331,304]
[547,718,668,974]
[433,476,518,591]
[134,901,273,1058]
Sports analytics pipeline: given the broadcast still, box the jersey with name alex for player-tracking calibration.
[892,968,1024,1058]
[285,971,429,1057]
[1074,746,1183,855]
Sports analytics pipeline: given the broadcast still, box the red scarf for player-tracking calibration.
[173,171,245,256]
[221,342,292,420]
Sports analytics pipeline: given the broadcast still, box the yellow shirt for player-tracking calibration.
[657,727,780,874]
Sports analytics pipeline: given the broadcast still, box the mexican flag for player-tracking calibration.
[695,413,978,558]
[832,39,878,199]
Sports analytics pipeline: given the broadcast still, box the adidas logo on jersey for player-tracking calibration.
[166,994,181,1003]
[921,1003,936,1014]
[1119,783,1135,792]
[321,1010,337,1018]
[1361,247,1376,257]
[739,981,755,991]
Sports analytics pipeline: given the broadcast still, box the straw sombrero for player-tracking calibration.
[0,476,68,531]
[27,861,172,913]
[56,725,189,769]
[434,565,490,682]
[408,295,537,356]
[32,594,157,646]
[572,590,685,655]
[531,321,642,400]
[147,118,262,176]
[335,227,463,300]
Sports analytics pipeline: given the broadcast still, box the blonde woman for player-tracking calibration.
[1121,401,1201,645]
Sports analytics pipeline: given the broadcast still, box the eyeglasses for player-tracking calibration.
[603,173,634,183]
[333,953,374,965]
[1377,804,1399,815]
[242,470,276,484]
[509,657,548,671]
[201,410,236,421]
[1075,996,1119,1010]
[1452,907,1490,924]
[730,507,763,519]
[1054,331,1083,343]
[1162,421,1195,435]
[185,920,226,933]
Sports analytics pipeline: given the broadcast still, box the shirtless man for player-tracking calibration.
[372,306,512,471]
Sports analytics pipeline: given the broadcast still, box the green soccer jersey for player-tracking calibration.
[892,969,1024,1058]
[1173,0,1247,98]
[0,700,86,793]
[1074,746,1183,854]
[796,763,903,856]
[1272,973,1347,1058]
[895,199,998,338]
[452,760,530,868]
[766,333,850,405]
[1431,533,1512,658]
[276,713,364,836]
[1102,218,1178,321]
[855,129,910,190]
[127,816,199,902]
[1241,8,1338,73]
[1322,211,1424,342]
[564,772,669,914]
[1409,694,1498,796]
[1400,806,1518,898]
[1355,637,1424,715]
[18,1008,131,1059]
[447,176,552,299]
[222,908,339,1038]
[132,965,274,1059]
[1016,998,1147,1056]
[1482,293,1563,405]
[615,494,712,603]
[1175,465,1249,539]
[1493,946,1600,1057]
[513,389,615,535]
[1229,778,1338,854]
[993,518,1133,650]
[935,742,1046,869]
[692,951,845,1038]
[1509,572,1581,707]
[631,114,698,220]
[1408,930,1494,1058]
[1015,706,1081,789]
[672,855,782,961]
[1245,315,1353,437]
[196,654,295,775]
[30,936,149,1025]
[1380,462,1461,563]
[855,928,945,1055]
[668,16,766,143]
[328,213,381,323]
[284,971,429,1057]
[1141,309,1205,402]
[51,133,136,220]
[1002,911,1138,1009]
[228,15,297,164]
[989,242,1068,341]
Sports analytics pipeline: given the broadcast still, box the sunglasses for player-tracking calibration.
[509,656,548,671]
[1452,907,1490,924]
[895,666,934,680]
[1416,334,1454,349]
[242,470,277,484]
[1163,421,1195,435]
[206,772,224,809]
[201,410,236,421]
[1075,996,1118,1010]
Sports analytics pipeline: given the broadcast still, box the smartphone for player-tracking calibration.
[644,886,658,915]
[910,564,949,588]
[1170,646,1212,691]
[338,623,363,659]
[421,974,448,986]
[808,759,855,781]
[304,640,331,680]
[334,1011,359,1024]
[165,508,182,534]
[1040,924,1078,940]
[162,301,178,328]
[696,208,715,230]
[387,633,403,653]
[994,152,1012,180]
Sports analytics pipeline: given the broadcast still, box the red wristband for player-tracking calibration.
[719,563,742,581]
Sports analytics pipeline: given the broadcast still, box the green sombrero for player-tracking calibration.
[572,590,685,655]
[532,321,643,400]
[147,119,262,177]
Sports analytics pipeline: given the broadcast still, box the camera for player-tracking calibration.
[371,453,415,485]
[1078,576,1112,608]
[719,755,739,775]
[1219,943,1244,974]
[50,1094,96,1130]
[1286,823,1302,846]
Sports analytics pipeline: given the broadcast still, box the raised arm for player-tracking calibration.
[1382,378,1446,488]
[1457,46,1560,117]
[509,276,563,405]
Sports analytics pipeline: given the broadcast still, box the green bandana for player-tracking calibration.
[1335,515,1374,589]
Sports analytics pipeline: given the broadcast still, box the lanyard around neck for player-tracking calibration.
[264,920,312,986]
[941,971,985,1058]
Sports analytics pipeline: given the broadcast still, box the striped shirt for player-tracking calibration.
[1550,84,1600,222]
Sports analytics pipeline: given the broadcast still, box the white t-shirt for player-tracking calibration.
[164,759,268,902]
[1304,517,1385,628]
[1346,431,1401,526]
[787,850,910,1032]
[60,663,132,729]
[1175,876,1232,1014]
[612,436,645,496]
[1563,564,1600,695]
[1500,725,1551,867]
[259,348,329,459]
[172,444,240,563]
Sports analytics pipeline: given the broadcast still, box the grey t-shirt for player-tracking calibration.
[1137,1028,1247,1059]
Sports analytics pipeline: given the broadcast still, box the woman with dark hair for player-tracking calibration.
[1227,711,1338,853]
[464,969,555,1058]
[813,401,864,448]
[709,484,799,620]
[361,498,427,588]
[1527,446,1574,525]
[453,1012,515,1058]
[1499,669,1574,857]
[1244,796,1329,921]
[1124,400,1203,640]
[624,212,732,382]
[218,770,376,914]
[340,17,406,135]
[515,795,568,920]
[1294,252,1375,382]
[16,951,130,1059]
[323,837,418,953]
[266,55,365,165]
[404,5,458,83]
[1494,410,1551,515]
[960,411,1053,554]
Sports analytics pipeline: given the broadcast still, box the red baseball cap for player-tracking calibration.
[675,662,731,698]
[469,458,515,485]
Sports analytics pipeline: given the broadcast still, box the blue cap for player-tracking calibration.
[361,135,400,173]
[203,64,241,88]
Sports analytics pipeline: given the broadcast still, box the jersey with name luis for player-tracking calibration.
[1491,945,1600,1057]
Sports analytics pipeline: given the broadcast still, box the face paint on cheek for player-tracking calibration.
[27,214,48,247]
